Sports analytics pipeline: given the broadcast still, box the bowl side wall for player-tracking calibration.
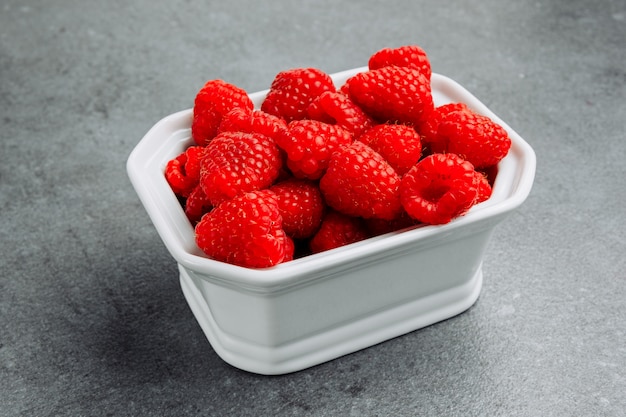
[185,224,495,347]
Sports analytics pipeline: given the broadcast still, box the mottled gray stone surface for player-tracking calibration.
[1,0,625,416]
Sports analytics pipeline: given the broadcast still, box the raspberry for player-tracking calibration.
[344,66,434,126]
[164,145,206,198]
[276,119,353,180]
[474,171,493,204]
[191,79,253,146]
[261,68,336,122]
[400,153,479,225]
[481,164,499,186]
[199,131,282,205]
[357,124,422,176]
[337,81,351,96]
[195,190,293,268]
[306,91,375,138]
[365,210,418,237]
[217,107,288,142]
[429,108,511,169]
[368,45,432,80]
[184,184,212,224]
[309,211,369,254]
[282,236,296,263]
[270,178,325,239]
[418,102,470,149]
[319,141,402,220]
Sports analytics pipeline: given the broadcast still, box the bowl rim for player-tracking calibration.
[127,69,536,292]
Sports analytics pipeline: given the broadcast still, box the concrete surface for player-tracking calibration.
[1,0,625,416]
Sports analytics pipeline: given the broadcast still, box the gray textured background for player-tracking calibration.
[1,0,625,416]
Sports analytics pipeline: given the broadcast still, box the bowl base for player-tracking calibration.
[179,263,483,375]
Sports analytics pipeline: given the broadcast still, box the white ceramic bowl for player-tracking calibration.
[127,67,536,375]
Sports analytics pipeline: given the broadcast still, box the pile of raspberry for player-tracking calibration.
[164,45,511,268]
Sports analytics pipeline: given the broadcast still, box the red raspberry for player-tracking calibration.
[481,164,499,186]
[319,141,402,220]
[199,131,282,205]
[195,190,293,268]
[306,91,375,138]
[365,210,418,237]
[344,66,434,126]
[276,119,353,180]
[261,68,336,122]
[368,45,432,80]
[418,102,470,149]
[474,171,493,204]
[337,81,351,96]
[309,211,369,254]
[184,184,213,224]
[191,79,253,146]
[357,124,422,176]
[282,236,295,263]
[217,107,288,142]
[429,108,512,169]
[164,146,206,198]
[400,153,478,225]
[270,178,325,239]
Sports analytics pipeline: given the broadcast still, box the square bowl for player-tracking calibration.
[127,67,536,375]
